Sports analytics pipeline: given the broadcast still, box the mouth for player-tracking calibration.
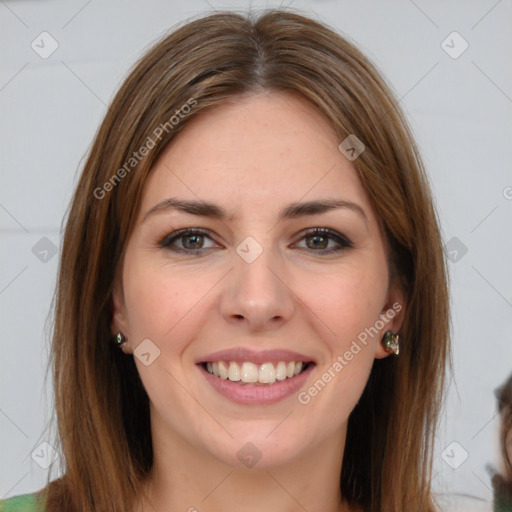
[200,360,315,385]
[195,347,317,404]
[196,353,317,405]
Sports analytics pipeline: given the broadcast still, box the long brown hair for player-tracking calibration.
[38,8,450,512]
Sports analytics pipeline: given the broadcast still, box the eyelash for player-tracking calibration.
[157,227,353,255]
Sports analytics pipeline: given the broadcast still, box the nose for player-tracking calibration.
[219,243,295,332]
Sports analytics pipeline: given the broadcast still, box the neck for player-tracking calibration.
[134,416,353,512]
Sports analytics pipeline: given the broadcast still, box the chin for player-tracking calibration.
[205,425,314,470]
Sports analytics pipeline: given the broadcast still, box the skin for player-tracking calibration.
[112,91,405,512]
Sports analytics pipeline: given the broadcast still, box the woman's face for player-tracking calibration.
[112,91,404,469]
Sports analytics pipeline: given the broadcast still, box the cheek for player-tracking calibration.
[123,256,209,342]
[297,260,387,349]
[293,262,386,411]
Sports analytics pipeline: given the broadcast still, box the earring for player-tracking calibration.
[113,332,127,350]
[382,331,400,355]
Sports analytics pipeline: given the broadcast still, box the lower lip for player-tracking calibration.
[198,363,315,405]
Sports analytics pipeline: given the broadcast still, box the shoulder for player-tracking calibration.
[0,492,46,512]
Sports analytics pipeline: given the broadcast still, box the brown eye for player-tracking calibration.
[158,229,219,253]
[296,228,353,254]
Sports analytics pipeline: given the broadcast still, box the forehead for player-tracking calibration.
[138,91,375,224]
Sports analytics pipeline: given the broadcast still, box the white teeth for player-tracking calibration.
[218,361,229,380]
[227,361,241,381]
[241,362,259,383]
[205,360,309,384]
[259,363,276,384]
[275,361,287,381]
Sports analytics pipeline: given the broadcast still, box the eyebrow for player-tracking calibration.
[143,197,368,225]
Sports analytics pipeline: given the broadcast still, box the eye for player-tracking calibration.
[294,227,353,254]
[158,229,219,253]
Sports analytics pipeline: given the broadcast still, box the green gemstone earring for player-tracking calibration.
[382,331,400,355]
[114,332,127,348]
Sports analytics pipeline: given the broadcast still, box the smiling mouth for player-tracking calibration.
[200,360,314,385]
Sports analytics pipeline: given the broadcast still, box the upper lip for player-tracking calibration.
[196,347,316,365]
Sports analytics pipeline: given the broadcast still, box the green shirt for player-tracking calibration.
[0,493,45,512]
[495,493,512,512]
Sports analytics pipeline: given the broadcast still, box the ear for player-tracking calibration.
[374,280,406,360]
[111,278,133,354]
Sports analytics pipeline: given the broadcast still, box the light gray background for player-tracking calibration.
[1,1,511,510]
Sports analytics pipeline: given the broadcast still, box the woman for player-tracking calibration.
[492,373,512,511]
[0,8,450,512]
